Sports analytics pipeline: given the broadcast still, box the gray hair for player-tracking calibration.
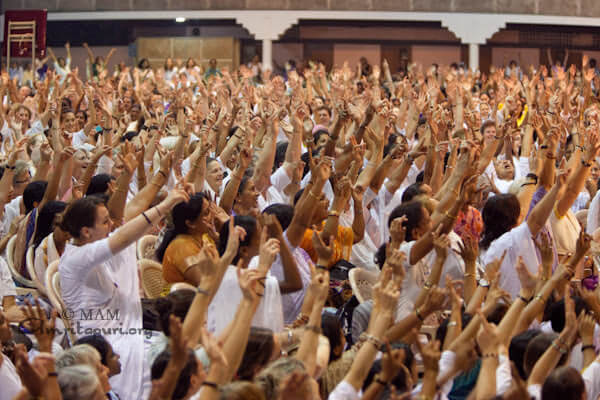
[254,357,306,399]
[58,365,101,400]
[56,344,101,370]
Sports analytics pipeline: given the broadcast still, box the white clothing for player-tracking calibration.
[482,222,539,298]
[549,209,581,256]
[496,354,512,395]
[270,234,311,324]
[587,190,600,234]
[572,191,590,214]
[207,262,284,335]
[583,360,600,400]
[1,196,22,238]
[258,186,286,212]
[270,166,292,203]
[410,350,458,400]
[0,355,22,400]
[0,256,16,299]
[395,232,465,321]
[328,380,361,400]
[59,238,145,400]
[72,129,88,147]
[54,58,71,83]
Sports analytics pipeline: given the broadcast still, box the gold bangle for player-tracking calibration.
[328,210,340,218]
[423,282,432,290]
[415,307,425,321]
[445,211,458,219]
[308,191,319,199]
[464,273,475,278]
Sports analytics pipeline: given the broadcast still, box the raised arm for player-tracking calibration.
[218,147,251,214]
[106,145,137,225]
[82,42,95,64]
[527,289,577,386]
[341,270,399,391]
[527,165,568,237]
[555,134,600,216]
[285,159,331,248]
[123,152,172,223]
[107,188,188,254]
[295,268,329,376]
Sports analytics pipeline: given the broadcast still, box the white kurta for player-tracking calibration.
[270,234,311,324]
[0,355,21,400]
[587,190,600,234]
[59,238,145,400]
[482,222,539,298]
[395,231,465,321]
[207,261,284,335]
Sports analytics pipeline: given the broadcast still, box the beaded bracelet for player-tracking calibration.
[363,333,384,349]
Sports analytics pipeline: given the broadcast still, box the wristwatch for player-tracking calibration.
[478,278,490,288]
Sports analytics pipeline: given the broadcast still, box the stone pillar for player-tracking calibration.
[262,38,272,71]
[468,43,479,72]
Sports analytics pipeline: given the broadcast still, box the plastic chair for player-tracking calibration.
[137,235,157,260]
[348,268,379,303]
[6,235,35,288]
[26,246,46,297]
[139,259,168,298]
[45,260,76,346]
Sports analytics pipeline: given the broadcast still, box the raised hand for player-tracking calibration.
[534,233,554,274]
[432,226,450,258]
[223,216,247,262]
[200,326,228,367]
[258,227,280,273]
[578,312,596,345]
[476,310,501,355]
[515,256,537,297]
[576,230,592,257]
[484,250,506,284]
[389,216,407,246]
[59,146,75,163]
[237,266,263,302]
[39,142,53,163]
[312,229,334,266]
[21,299,57,353]
[456,232,478,266]
[184,242,220,289]
[163,188,190,209]
[421,286,448,315]
[383,249,407,286]
[416,339,441,373]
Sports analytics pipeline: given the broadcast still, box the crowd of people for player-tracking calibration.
[1,40,600,400]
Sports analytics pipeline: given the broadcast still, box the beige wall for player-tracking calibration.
[273,43,303,70]
[136,37,240,70]
[411,45,461,67]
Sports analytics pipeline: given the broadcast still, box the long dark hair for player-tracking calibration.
[218,215,258,265]
[33,200,67,250]
[480,194,520,250]
[155,193,208,262]
[375,201,426,267]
